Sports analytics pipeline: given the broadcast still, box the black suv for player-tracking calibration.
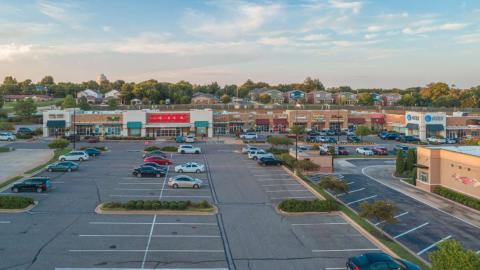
[258,156,282,166]
[11,177,52,193]
[132,166,166,178]
[17,127,33,135]
[142,162,168,172]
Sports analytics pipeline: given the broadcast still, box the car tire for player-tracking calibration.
[36,187,43,193]
[178,169,183,173]
[79,158,84,161]
[181,150,185,154]
[67,168,72,172]
[196,169,200,173]
[48,168,53,172]
[195,151,200,154]
[193,184,199,189]
[253,157,257,160]
[173,183,179,189]
[12,187,19,193]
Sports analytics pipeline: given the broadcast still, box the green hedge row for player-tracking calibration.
[0,147,13,153]
[161,146,178,152]
[102,200,212,211]
[106,136,155,140]
[144,145,160,152]
[276,153,319,171]
[48,139,70,149]
[16,133,33,139]
[0,196,34,209]
[433,186,480,211]
[278,199,338,212]
[266,147,289,155]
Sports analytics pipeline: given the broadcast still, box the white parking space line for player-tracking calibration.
[265,190,309,193]
[141,215,156,268]
[375,212,409,226]
[69,249,224,253]
[291,223,348,226]
[312,248,379,252]
[394,222,429,239]
[80,234,219,238]
[346,195,377,205]
[110,195,211,198]
[416,235,452,255]
[258,179,295,182]
[271,196,316,200]
[346,182,354,185]
[336,188,365,197]
[0,221,11,224]
[325,267,347,270]
[254,174,289,177]
[262,184,301,187]
[89,222,217,225]
[114,188,210,192]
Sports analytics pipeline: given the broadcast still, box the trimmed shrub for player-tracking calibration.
[0,121,14,131]
[296,159,320,171]
[0,196,34,209]
[266,147,288,155]
[102,200,212,211]
[0,146,13,153]
[278,199,338,212]
[267,135,292,146]
[277,153,297,169]
[161,146,178,152]
[33,128,43,136]
[311,144,320,150]
[48,138,69,149]
[144,145,161,152]
[16,133,33,139]
[433,186,480,211]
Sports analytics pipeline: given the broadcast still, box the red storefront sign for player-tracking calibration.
[147,113,190,123]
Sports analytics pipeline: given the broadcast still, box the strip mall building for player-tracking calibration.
[42,108,480,140]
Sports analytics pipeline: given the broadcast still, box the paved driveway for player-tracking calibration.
[0,148,53,184]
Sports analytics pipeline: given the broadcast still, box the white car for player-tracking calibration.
[178,144,201,154]
[427,137,447,144]
[175,162,206,173]
[185,135,195,143]
[0,132,16,141]
[356,147,374,156]
[241,145,258,154]
[248,149,273,160]
[240,133,258,140]
[59,151,89,161]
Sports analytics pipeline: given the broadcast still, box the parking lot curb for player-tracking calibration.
[281,166,326,200]
[0,201,38,213]
[274,205,339,216]
[95,204,218,216]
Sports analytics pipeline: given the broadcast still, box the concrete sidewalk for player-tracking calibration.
[0,149,54,185]
[362,165,480,229]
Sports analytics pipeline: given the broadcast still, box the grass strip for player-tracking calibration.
[0,176,23,190]
[24,148,71,174]
[295,171,431,270]
[0,196,34,209]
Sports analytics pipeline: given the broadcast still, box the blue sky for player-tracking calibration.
[1,0,479,88]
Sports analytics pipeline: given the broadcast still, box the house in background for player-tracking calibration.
[3,94,52,102]
[191,92,217,104]
[307,91,334,104]
[380,93,402,106]
[248,88,284,104]
[104,89,121,103]
[285,90,306,103]
[335,92,358,105]
[77,89,103,104]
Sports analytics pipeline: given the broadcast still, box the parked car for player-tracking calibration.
[372,147,388,155]
[0,132,16,141]
[175,135,185,143]
[143,156,172,165]
[319,144,331,155]
[11,177,52,193]
[427,136,446,144]
[185,134,196,143]
[59,151,89,161]
[16,127,33,135]
[335,146,349,155]
[327,137,337,143]
[240,132,258,140]
[168,175,203,189]
[133,166,165,178]
[317,136,330,143]
[346,252,420,270]
[356,147,374,156]
[83,148,101,156]
[143,150,167,158]
[380,132,400,140]
[248,149,273,160]
[178,144,201,154]
[258,156,282,166]
[141,162,168,172]
[47,161,79,172]
[378,131,388,138]
[66,134,80,142]
[175,162,205,173]
[446,138,457,144]
[393,144,410,153]
[242,145,258,154]
[87,136,99,143]
[397,135,420,143]
[347,135,360,143]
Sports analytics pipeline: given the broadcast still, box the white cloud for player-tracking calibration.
[102,26,112,32]
[301,34,330,41]
[456,32,480,44]
[0,43,33,61]
[378,12,409,19]
[183,2,281,39]
[332,40,354,47]
[38,1,89,29]
[0,23,54,39]
[329,0,363,13]
[403,22,467,35]
[364,33,378,40]
[258,37,290,46]
[367,25,386,33]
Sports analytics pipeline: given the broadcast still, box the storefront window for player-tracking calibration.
[76,125,95,136]
[129,128,141,137]
[48,127,65,137]
[213,124,227,135]
[256,124,270,132]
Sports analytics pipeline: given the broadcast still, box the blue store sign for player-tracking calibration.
[424,115,432,122]
[406,114,412,121]
[290,90,304,100]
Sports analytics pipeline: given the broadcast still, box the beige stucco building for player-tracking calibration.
[416,146,480,199]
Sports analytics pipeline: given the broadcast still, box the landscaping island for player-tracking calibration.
[96,200,216,215]
[0,196,36,212]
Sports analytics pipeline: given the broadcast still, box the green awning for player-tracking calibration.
[127,121,142,129]
[46,120,66,128]
[194,121,209,128]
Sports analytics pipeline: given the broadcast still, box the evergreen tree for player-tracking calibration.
[405,148,416,172]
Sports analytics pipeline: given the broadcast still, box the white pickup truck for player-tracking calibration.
[178,144,201,154]
[427,137,447,144]
[248,149,273,160]
[240,133,258,140]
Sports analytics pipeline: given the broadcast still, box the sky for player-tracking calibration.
[0,0,479,89]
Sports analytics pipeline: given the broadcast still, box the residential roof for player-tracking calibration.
[192,92,215,99]
[429,146,480,157]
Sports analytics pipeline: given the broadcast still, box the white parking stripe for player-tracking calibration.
[109,195,211,198]
[394,222,429,239]
[89,222,217,225]
[336,188,365,197]
[261,184,301,187]
[69,249,224,253]
[114,188,210,192]
[312,248,379,252]
[270,196,316,199]
[253,174,289,177]
[119,183,209,186]
[79,234,220,238]
[291,223,348,226]
[325,267,347,270]
[141,215,156,268]
[347,182,354,185]
[258,179,295,182]
[1,192,48,196]
[416,235,452,255]
[346,195,377,205]
[375,212,409,226]
[266,190,308,193]
[0,221,11,224]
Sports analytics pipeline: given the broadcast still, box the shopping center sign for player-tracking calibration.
[147,113,190,123]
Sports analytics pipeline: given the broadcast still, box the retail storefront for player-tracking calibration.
[370,114,385,131]
[73,114,123,136]
[126,121,142,136]
[255,119,270,132]
[146,113,191,138]
[273,118,288,133]
[405,112,446,141]
[42,109,72,137]
[46,120,66,137]
[194,121,209,136]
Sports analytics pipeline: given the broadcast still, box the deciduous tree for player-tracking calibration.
[13,98,36,120]
[63,95,76,108]
[429,240,480,270]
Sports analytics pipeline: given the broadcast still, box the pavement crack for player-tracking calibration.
[25,214,82,270]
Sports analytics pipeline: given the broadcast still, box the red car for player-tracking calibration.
[372,147,388,155]
[336,146,349,155]
[143,156,172,165]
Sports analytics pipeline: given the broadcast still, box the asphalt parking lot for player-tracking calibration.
[309,159,480,262]
[1,141,383,270]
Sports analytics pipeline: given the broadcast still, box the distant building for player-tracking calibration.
[249,88,284,104]
[191,92,217,104]
[77,89,103,104]
[306,91,334,104]
[104,89,120,103]
[285,90,306,104]
[96,73,107,85]
[3,94,52,102]
[335,92,357,105]
[380,93,402,106]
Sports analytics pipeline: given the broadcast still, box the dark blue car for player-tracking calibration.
[84,148,101,156]
[347,252,420,270]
